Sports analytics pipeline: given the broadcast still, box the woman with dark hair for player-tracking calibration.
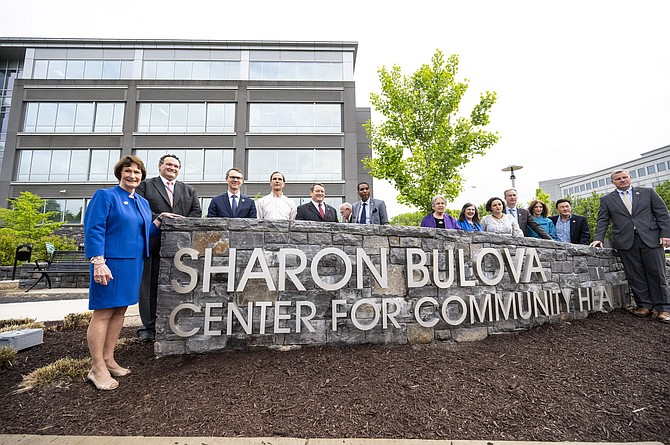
[84,156,170,390]
[420,195,460,229]
[481,197,524,236]
[527,200,558,240]
[457,203,483,232]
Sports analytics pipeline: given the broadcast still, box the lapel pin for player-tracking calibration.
[123,201,129,205]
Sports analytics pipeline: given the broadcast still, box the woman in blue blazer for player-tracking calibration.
[84,156,162,390]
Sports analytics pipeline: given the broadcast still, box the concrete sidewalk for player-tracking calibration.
[0,436,662,445]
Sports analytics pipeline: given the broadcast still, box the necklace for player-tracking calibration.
[492,213,504,220]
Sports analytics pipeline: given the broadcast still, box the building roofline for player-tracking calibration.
[0,36,359,58]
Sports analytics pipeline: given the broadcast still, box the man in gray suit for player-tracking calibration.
[591,169,670,324]
[351,182,389,225]
[135,154,202,341]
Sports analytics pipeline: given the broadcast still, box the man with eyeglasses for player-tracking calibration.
[135,153,201,342]
[256,171,297,220]
[208,168,257,218]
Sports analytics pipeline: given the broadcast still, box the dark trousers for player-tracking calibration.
[138,253,160,333]
[618,232,670,312]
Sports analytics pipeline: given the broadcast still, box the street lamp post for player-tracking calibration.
[501,165,523,188]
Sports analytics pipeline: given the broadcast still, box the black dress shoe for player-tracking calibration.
[138,330,155,342]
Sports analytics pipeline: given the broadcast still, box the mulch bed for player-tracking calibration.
[1,309,668,442]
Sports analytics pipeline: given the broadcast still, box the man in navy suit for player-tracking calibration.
[135,154,201,342]
[549,199,590,245]
[591,169,670,323]
[295,183,339,222]
[208,168,257,218]
[351,181,389,225]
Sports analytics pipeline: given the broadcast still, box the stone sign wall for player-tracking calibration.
[154,218,630,356]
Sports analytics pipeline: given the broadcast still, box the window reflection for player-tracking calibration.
[24,103,124,133]
[134,149,233,181]
[137,103,234,133]
[247,149,342,181]
[16,149,119,182]
[249,104,341,133]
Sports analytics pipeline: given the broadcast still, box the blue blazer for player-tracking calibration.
[84,186,157,259]
[208,193,257,218]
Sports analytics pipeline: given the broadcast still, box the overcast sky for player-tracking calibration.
[2,0,669,216]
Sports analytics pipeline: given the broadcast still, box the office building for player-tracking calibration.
[540,144,670,201]
[0,37,371,223]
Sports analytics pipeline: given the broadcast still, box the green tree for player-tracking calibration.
[654,180,670,209]
[363,50,499,214]
[527,187,553,212]
[390,210,425,227]
[0,192,75,265]
[570,192,603,243]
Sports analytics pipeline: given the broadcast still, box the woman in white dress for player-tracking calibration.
[480,197,524,237]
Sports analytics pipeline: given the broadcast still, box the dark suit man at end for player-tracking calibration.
[549,199,590,245]
[351,181,389,225]
[295,183,339,222]
[590,169,670,324]
[504,188,552,240]
[135,154,201,342]
[208,168,257,218]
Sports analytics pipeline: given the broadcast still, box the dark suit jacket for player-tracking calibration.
[208,192,257,218]
[509,207,552,240]
[594,187,670,250]
[296,202,339,222]
[351,198,389,225]
[136,177,202,252]
[549,214,590,245]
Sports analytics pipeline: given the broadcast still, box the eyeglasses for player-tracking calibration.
[227,176,243,181]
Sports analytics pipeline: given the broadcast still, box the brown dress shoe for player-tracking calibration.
[632,307,653,317]
[657,312,670,324]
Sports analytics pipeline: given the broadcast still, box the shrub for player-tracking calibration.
[63,312,93,330]
[0,191,77,266]
[0,346,17,370]
[15,357,91,393]
[0,321,45,333]
[390,210,425,227]
[0,318,36,328]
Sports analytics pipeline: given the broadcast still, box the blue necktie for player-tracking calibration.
[231,195,238,217]
[360,202,367,224]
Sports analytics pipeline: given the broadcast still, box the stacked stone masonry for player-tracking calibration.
[153,219,631,356]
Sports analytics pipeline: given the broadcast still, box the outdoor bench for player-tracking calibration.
[26,250,89,292]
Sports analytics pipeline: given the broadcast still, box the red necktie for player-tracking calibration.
[318,203,325,220]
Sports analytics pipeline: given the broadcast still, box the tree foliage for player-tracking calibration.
[0,192,75,265]
[654,180,670,209]
[570,192,603,243]
[363,50,499,214]
[389,210,425,227]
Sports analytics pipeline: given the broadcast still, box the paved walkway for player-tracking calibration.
[0,286,138,323]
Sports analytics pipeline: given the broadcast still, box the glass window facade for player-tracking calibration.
[657,162,666,172]
[134,149,234,181]
[0,58,21,170]
[23,102,124,133]
[45,198,84,224]
[137,103,235,133]
[16,149,120,181]
[247,149,342,182]
[32,59,133,79]
[249,61,342,81]
[637,167,646,177]
[647,165,656,174]
[142,60,240,80]
[249,103,341,133]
